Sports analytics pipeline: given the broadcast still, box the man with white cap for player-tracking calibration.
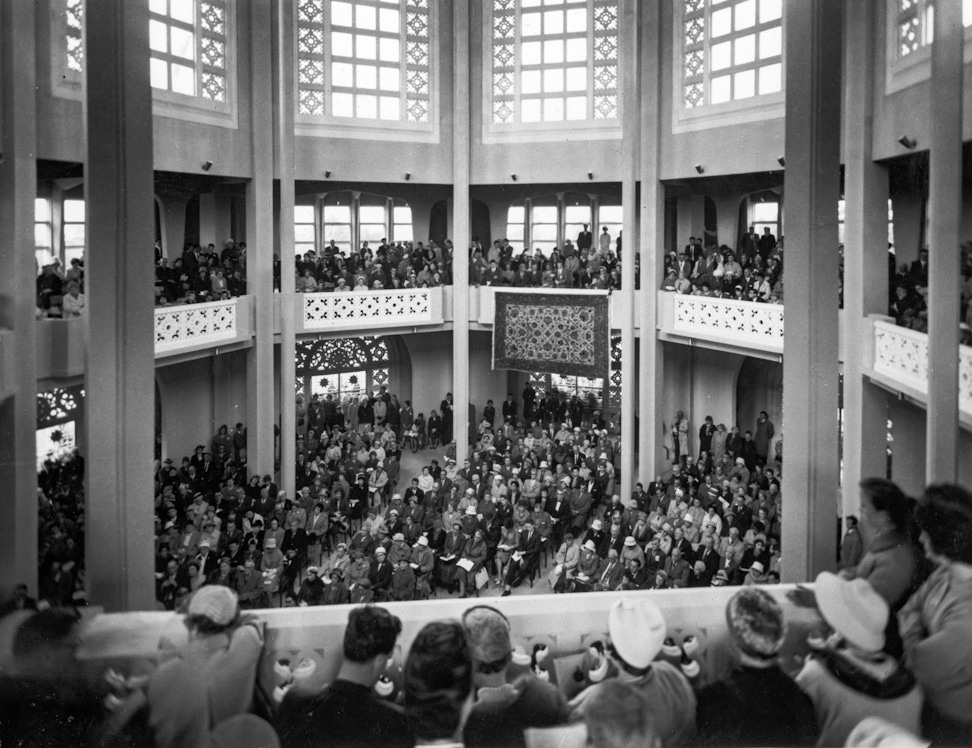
[148,586,265,748]
[461,605,570,748]
[570,597,696,747]
[368,546,393,600]
[795,573,922,747]
[696,587,818,746]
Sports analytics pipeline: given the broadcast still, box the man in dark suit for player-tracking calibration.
[757,226,777,256]
[909,248,929,287]
[500,519,541,594]
[440,392,454,443]
[594,549,624,591]
[368,547,394,600]
[740,225,759,258]
[696,534,721,583]
[545,487,571,546]
[577,223,593,252]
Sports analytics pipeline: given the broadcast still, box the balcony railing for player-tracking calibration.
[155,296,251,355]
[659,292,785,354]
[299,287,444,333]
[869,318,972,422]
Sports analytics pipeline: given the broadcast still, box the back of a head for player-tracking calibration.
[859,478,912,531]
[10,608,82,681]
[343,605,402,663]
[916,483,972,564]
[582,680,660,748]
[404,621,473,742]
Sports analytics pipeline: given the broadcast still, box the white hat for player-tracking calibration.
[393,532,405,542]
[750,561,765,574]
[583,539,597,552]
[815,572,889,652]
[599,452,608,460]
[264,538,277,549]
[591,519,602,531]
[417,535,429,547]
[392,493,402,501]
[539,461,548,469]
[198,539,211,549]
[187,585,239,626]
[608,598,666,669]
[675,488,684,498]
[623,536,637,547]
[375,546,387,555]
[683,513,694,524]
[736,457,745,465]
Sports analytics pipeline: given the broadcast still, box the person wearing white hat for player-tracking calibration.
[570,539,602,592]
[570,597,696,748]
[794,573,922,747]
[696,587,818,746]
[368,546,393,600]
[147,586,265,748]
[409,534,435,599]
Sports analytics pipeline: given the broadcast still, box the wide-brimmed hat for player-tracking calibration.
[417,535,429,547]
[608,598,666,669]
[814,572,889,652]
[583,539,597,552]
[623,536,637,547]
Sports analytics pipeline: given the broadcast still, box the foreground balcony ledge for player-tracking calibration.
[866,316,972,426]
[77,584,819,695]
[298,287,445,334]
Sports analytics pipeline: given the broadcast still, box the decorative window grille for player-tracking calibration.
[296,336,391,407]
[609,335,621,412]
[148,0,228,101]
[296,0,432,125]
[37,387,84,428]
[681,0,783,110]
[895,0,972,58]
[66,0,85,73]
[489,0,619,126]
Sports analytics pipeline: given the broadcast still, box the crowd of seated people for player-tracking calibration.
[148,379,797,613]
[155,239,250,306]
[36,258,86,317]
[889,243,972,343]
[6,477,972,748]
[661,227,784,303]
[294,239,453,293]
[35,449,87,608]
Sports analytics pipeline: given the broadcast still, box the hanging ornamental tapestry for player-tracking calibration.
[493,291,611,378]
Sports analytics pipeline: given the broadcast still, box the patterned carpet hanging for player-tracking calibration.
[492,290,611,378]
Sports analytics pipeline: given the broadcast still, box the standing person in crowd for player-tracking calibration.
[570,598,696,748]
[695,587,818,746]
[461,605,570,747]
[404,621,474,747]
[147,586,266,748]
[275,605,411,747]
[898,483,972,743]
[796,572,923,746]
[753,410,775,465]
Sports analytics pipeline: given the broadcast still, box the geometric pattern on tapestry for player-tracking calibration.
[493,292,610,378]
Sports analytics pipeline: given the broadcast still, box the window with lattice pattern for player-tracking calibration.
[148,0,228,102]
[35,199,54,271]
[506,205,526,254]
[489,0,619,129]
[681,0,783,110]
[295,205,317,256]
[895,0,972,58]
[296,0,432,127]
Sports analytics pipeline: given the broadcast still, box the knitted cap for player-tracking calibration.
[726,587,787,657]
[463,607,512,665]
[187,585,239,626]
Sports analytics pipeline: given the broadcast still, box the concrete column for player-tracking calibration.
[926,0,963,481]
[618,0,638,502]
[0,0,39,597]
[83,0,156,610]
[638,0,664,481]
[273,0,297,496]
[276,0,297,499]
[841,0,891,518]
[713,195,742,251]
[781,0,842,582]
[452,0,471,464]
[159,194,190,259]
[889,398,926,498]
[247,0,276,481]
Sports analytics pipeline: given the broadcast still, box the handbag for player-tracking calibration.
[475,567,489,590]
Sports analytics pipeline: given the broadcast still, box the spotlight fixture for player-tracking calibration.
[694,164,704,174]
[405,172,411,181]
[588,172,594,180]
[511,173,517,181]
[777,156,785,167]
[324,170,332,178]
[202,160,213,171]
[898,135,917,150]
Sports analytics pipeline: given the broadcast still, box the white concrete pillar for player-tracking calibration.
[781,0,842,582]
[841,0,891,518]
[0,0,39,597]
[926,0,963,481]
[83,0,157,610]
